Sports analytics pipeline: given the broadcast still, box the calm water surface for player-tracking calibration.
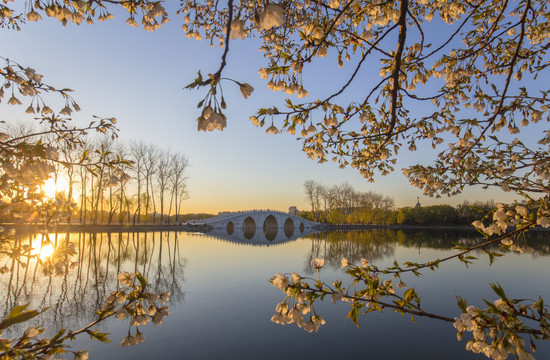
[2,229,550,359]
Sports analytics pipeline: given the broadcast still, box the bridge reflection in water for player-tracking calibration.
[195,210,320,245]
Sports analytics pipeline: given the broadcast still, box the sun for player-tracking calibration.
[43,177,69,199]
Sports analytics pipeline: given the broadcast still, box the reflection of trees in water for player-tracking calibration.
[512,231,550,255]
[303,230,397,274]
[302,229,550,274]
[0,231,186,336]
[395,229,550,255]
[394,229,483,250]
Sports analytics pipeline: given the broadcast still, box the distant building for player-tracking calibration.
[288,206,299,215]
[415,197,421,207]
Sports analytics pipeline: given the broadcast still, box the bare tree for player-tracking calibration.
[129,140,147,224]
[112,141,132,225]
[156,148,171,224]
[143,144,159,223]
[303,180,318,221]
[60,142,82,224]
[169,152,189,224]
[96,136,117,224]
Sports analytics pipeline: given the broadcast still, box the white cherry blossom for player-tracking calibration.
[311,257,324,270]
[259,4,284,30]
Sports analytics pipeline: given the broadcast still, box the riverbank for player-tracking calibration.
[319,224,476,230]
[318,223,550,232]
[1,223,210,234]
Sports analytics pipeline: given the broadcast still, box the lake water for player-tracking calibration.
[1,229,549,359]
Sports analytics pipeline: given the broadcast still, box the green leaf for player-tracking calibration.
[456,296,467,312]
[136,272,147,289]
[184,70,204,89]
[88,330,111,344]
[490,283,506,299]
[51,328,67,344]
[0,306,41,330]
[404,289,414,302]
[7,304,29,318]
[345,307,360,329]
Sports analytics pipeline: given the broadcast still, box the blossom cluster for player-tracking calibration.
[471,203,537,236]
[1,0,168,30]
[197,106,227,131]
[1,58,80,116]
[468,201,550,257]
[453,301,540,360]
[269,257,409,333]
[101,272,171,347]
[269,272,326,333]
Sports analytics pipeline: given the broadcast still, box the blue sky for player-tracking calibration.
[2,6,521,213]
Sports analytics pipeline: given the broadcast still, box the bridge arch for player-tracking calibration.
[284,218,294,238]
[243,216,256,229]
[226,221,234,235]
[263,215,278,241]
[263,214,278,229]
[243,216,256,240]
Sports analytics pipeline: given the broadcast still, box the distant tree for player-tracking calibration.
[169,152,190,224]
[303,180,318,221]
[156,148,171,223]
[457,200,496,225]
[143,143,159,223]
[130,139,147,224]
[305,180,394,224]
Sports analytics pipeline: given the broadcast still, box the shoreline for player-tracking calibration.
[3,223,548,233]
[2,223,208,233]
[319,224,476,231]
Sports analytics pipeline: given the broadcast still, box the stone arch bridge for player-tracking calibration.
[190,210,320,242]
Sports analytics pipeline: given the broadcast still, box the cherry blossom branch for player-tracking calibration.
[199,0,234,86]
[291,285,455,322]
[461,0,531,157]
[383,0,408,148]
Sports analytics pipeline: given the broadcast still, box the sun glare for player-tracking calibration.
[43,177,69,199]
[38,244,55,260]
[30,240,55,260]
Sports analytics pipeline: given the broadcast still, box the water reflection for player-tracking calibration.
[1,228,549,359]
[0,231,186,336]
[301,229,550,274]
[206,226,319,245]
[393,228,550,254]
